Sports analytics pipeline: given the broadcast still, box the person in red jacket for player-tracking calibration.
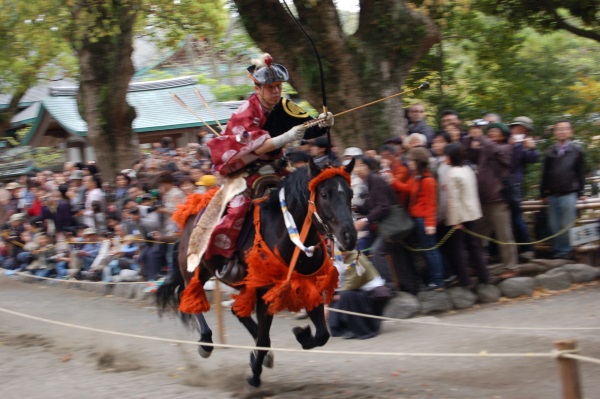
[389,147,445,289]
[26,182,45,219]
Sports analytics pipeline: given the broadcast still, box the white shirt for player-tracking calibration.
[83,188,106,228]
[445,165,482,226]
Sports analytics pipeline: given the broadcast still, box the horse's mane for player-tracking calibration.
[262,167,310,220]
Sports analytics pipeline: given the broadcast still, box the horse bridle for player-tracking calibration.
[282,167,351,282]
[307,198,334,243]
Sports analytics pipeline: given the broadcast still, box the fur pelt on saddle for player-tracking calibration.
[182,174,248,273]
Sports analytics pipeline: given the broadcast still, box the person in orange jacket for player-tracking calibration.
[382,147,445,290]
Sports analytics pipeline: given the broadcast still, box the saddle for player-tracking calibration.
[184,161,287,285]
[214,170,284,286]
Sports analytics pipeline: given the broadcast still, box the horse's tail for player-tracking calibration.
[156,240,186,317]
[156,215,199,326]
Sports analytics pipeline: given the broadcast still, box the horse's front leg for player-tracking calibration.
[235,311,275,370]
[247,293,273,388]
[194,313,213,358]
[293,304,330,350]
[194,267,215,358]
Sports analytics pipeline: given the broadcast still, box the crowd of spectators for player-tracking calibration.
[0,108,586,299]
[0,138,215,282]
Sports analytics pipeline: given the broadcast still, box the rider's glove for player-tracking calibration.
[271,124,307,149]
[318,112,334,128]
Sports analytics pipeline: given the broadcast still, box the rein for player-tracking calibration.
[284,167,350,282]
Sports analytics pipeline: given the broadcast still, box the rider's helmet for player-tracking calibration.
[246,53,289,85]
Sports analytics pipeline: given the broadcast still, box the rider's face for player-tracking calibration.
[255,82,282,109]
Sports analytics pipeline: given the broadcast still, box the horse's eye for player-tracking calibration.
[320,191,328,199]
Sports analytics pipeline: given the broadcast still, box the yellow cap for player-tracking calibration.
[195,174,217,187]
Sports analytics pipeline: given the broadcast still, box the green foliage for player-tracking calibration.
[211,82,253,101]
[1,126,64,168]
[0,0,75,128]
[406,5,600,198]
[136,0,229,49]
[473,0,600,42]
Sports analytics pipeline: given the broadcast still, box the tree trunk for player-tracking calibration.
[0,91,25,139]
[75,0,138,181]
[233,0,440,147]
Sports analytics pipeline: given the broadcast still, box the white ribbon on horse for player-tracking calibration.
[279,188,315,257]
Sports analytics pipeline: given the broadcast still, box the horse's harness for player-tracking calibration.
[281,166,351,282]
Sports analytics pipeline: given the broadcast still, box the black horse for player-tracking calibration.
[157,159,357,387]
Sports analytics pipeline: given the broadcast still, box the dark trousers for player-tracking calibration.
[509,200,533,253]
[372,235,420,295]
[140,243,167,280]
[442,221,489,285]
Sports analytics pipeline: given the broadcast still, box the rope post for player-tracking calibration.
[554,340,583,399]
[213,279,226,345]
[385,254,400,289]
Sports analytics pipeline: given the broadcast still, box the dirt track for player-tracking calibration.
[1,274,599,399]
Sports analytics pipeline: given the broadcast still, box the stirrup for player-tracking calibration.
[215,257,246,285]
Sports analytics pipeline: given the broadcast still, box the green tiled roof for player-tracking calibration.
[22,77,233,144]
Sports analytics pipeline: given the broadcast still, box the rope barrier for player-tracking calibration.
[399,227,456,252]
[0,306,558,359]
[325,306,600,331]
[562,353,600,366]
[552,348,580,358]
[462,221,576,246]
[4,274,600,331]
[4,237,174,249]
[8,270,150,285]
[398,220,576,252]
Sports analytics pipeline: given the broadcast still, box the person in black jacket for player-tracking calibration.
[540,120,586,259]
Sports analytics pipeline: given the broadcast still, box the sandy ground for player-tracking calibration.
[0,275,599,399]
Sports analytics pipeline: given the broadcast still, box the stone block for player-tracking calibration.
[447,287,477,309]
[530,258,570,269]
[475,284,501,303]
[383,292,421,319]
[517,263,549,276]
[534,269,572,291]
[417,290,452,315]
[560,264,600,283]
[498,277,535,298]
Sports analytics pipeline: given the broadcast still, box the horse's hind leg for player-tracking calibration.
[293,304,330,350]
[247,294,273,387]
[194,267,215,358]
[194,313,213,358]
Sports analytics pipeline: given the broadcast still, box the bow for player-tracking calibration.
[281,0,332,159]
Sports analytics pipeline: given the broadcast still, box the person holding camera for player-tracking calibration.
[82,175,106,230]
[156,172,185,236]
[507,116,539,261]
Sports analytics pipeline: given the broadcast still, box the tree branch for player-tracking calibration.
[553,14,600,42]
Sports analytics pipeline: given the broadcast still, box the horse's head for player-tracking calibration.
[308,158,357,251]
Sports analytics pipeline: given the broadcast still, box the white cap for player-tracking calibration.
[343,147,363,157]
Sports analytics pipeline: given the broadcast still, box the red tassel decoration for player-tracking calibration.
[179,269,211,314]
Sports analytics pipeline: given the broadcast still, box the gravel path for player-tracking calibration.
[0,275,599,399]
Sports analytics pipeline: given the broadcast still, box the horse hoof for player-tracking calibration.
[198,342,213,359]
[264,351,274,369]
[293,325,314,349]
[315,333,330,347]
[246,375,261,388]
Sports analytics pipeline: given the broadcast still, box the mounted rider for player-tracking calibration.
[184,53,334,276]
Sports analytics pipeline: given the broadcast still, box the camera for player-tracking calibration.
[147,201,163,213]
[128,208,140,215]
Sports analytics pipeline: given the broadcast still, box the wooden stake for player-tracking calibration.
[385,254,400,289]
[213,279,226,345]
[554,340,582,399]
